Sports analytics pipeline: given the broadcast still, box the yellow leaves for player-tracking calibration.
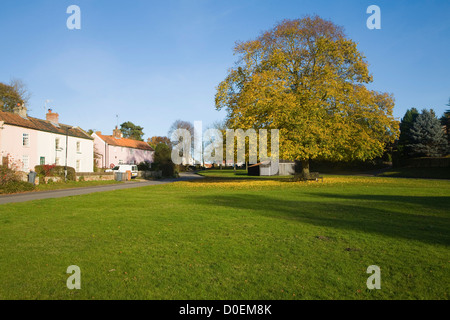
[170,176,395,191]
[216,17,399,163]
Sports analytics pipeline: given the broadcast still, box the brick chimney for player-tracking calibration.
[46,109,59,123]
[112,126,122,139]
[13,103,27,118]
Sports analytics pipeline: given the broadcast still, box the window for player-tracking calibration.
[22,155,29,171]
[23,133,29,147]
[76,141,81,153]
[40,157,45,165]
[55,138,60,150]
[76,160,81,172]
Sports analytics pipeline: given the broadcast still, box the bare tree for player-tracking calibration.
[9,78,31,107]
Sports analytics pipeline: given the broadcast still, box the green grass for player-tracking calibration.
[198,168,292,179]
[377,167,450,180]
[0,180,123,195]
[0,173,448,299]
[35,180,123,192]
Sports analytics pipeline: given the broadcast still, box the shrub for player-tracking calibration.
[0,180,35,194]
[153,143,176,177]
[175,164,188,172]
[159,161,176,177]
[34,165,76,181]
[0,165,21,184]
[137,161,152,171]
[0,165,35,194]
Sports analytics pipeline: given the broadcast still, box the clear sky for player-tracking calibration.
[1,0,449,139]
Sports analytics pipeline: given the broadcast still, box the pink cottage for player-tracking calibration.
[92,127,154,169]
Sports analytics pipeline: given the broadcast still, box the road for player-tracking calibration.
[0,172,203,205]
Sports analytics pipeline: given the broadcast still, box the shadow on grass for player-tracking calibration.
[306,192,450,212]
[190,174,295,183]
[189,192,450,246]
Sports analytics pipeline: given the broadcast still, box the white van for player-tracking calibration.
[106,164,139,178]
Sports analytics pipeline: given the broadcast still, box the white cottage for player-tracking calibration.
[0,106,94,172]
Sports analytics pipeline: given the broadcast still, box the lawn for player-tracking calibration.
[0,180,123,195]
[377,167,450,180]
[198,168,291,179]
[0,171,448,299]
[35,180,123,191]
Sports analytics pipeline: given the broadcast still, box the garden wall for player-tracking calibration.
[76,172,115,181]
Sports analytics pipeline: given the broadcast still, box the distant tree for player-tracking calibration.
[120,121,144,141]
[0,79,31,112]
[153,143,176,177]
[0,83,23,112]
[10,78,31,106]
[398,108,420,158]
[147,136,171,149]
[168,120,194,143]
[408,109,448,157]
[168,120,194,164]
[440,98,450,144]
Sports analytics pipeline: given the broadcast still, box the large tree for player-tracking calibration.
[409,109,448,157]
[120,121,144,141]
[215,16,398,175]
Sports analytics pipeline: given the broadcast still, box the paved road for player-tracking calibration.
[0,172,203,205]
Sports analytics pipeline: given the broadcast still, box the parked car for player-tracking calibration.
[106,164,139,178]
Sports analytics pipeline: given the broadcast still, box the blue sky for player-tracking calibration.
[1,0,449,139]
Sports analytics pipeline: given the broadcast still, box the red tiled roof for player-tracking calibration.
[0,110,93,140]
[96,133,154,151]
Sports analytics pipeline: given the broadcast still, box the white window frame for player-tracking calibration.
[23,133,30,147]
[22,155,29,171]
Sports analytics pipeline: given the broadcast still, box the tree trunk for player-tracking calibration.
[301,159,310,178]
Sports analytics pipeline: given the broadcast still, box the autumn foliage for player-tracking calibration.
[216,16,399,173]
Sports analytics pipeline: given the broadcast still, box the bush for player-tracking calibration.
[153,143,176,177]
[34,165,76,181]
[0,165,21,184]
[0,180,35,194]
[137,161,152,171]
[175,164,188,172]
[0,165,36,194]
[159,161,176,177]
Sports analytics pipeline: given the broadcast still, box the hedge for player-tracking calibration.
[0,181,35,194]
[34,165,76,181]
